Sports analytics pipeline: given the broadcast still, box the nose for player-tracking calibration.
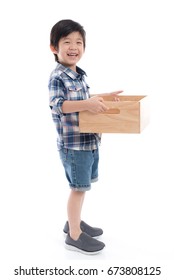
[69,42,77,50]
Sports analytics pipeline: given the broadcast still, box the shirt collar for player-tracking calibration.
[56,63,87,80]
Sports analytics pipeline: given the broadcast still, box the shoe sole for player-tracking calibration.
[65,244,105,255]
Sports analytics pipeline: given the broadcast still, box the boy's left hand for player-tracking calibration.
[100,90,123,101]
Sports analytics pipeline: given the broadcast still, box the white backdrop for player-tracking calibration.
[0,0,174,279]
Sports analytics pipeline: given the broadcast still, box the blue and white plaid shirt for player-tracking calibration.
[48,63,101,150]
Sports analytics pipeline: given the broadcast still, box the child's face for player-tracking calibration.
[55,31,84,71]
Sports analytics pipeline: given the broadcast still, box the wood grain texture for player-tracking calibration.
[79,95,149,133]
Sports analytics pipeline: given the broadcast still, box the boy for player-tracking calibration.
[49,19,122,254]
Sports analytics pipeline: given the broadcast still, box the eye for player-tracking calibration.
[77,41,83,45]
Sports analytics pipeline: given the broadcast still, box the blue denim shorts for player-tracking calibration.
[59,148,99,191]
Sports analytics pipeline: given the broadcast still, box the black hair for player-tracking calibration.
[50,19,86,62]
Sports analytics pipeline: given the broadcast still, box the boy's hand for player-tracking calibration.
[108,90,123,101]
[100,90,123,101]
[85,96,109,113]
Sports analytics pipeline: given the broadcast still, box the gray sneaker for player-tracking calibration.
[65,232,105,254]
[63,221,103,238]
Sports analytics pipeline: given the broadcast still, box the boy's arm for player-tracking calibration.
[62,90,124,113]
[62,100,88,113]
[62,96,109,114]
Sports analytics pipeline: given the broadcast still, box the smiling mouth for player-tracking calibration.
[67,53,78,57]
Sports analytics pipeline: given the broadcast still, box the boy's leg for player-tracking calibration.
[65,188,105,254]
[67,189,85,240]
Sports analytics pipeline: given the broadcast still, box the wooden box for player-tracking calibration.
[79,95,149,133]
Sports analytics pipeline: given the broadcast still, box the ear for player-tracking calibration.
[50,45,58,54]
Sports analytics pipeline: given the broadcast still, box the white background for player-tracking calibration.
[0,0,174,279]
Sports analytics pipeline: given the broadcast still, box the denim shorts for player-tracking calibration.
[59,148,99,191]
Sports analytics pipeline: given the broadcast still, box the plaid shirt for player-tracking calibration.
[48,63,101,150]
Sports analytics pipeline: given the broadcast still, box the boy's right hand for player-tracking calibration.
[85,96,109,113]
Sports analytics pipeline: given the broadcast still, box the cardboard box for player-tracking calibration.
[79,95,149,133]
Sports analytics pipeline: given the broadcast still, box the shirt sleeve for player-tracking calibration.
[48,77,66,115]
